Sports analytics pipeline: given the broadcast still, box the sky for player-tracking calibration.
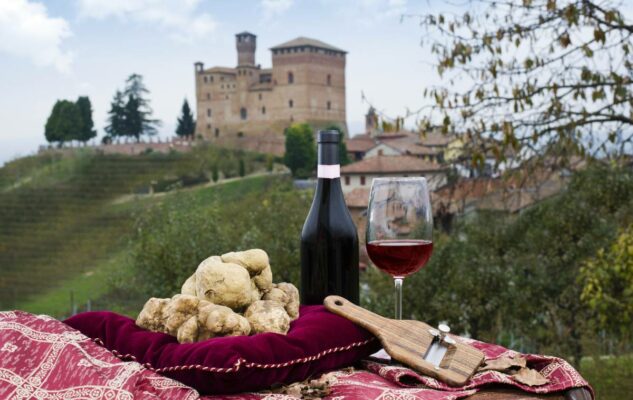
[0,0,446,165]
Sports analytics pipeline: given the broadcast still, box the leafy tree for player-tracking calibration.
[44,100,81,146]
[284,123,316,178]
[105,91,126,139]
[325,125,351,166]
[176,99,196,138]
[123,95,143,141]
[416,0,633,166]
[123,74,161,137]
[581,225,633,343]
[76,96,96,143]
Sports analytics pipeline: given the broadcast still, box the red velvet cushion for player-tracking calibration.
[64,305,379,395]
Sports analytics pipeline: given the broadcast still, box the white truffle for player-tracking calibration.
[221,249,269,275]
[195,256,252,310]
[245,300,291,335]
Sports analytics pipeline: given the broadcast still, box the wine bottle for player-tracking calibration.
[300,130,359,305]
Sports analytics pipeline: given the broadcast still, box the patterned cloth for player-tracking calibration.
[0,311,592,399]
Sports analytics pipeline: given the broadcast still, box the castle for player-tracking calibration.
[194,32,347,140]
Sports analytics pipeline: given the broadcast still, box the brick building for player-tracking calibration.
[194,32,347,140]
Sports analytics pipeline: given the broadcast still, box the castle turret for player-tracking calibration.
[236,32,256,66]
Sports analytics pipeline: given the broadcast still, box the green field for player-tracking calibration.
[0,147,275,317]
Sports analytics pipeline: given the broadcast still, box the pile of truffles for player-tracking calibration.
[136,249,300,343]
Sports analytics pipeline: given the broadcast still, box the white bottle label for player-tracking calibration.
[317,164,340,179]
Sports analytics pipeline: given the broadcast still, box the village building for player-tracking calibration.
[194,32,347,141]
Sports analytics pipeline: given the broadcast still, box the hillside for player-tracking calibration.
[0,147,278,316]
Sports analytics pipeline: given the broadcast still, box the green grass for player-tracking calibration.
[581,355,633,400]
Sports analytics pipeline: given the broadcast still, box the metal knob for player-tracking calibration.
[438,324,450,342]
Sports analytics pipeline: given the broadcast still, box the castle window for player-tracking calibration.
[262,106,266,114]
[207,93,210,100]
[288,72,294,84]
[220,76,224,81]
[258,93,262,100]
[249,71,253,76]
[203,76,208,83]
[215,128,219,137]
[207,109,212,117]
[240,107,247,120]
[210,75,213,82]
[207,123,211,129]
[327,101,331,110]
[289,99,293,108]
[327,74,331,86]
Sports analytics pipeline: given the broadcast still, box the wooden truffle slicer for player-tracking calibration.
[324,295,485,386]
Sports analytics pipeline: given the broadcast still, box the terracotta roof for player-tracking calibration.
[204,66,236,75]
[420,130,454,147]
[346,136,375,152]
[271,37,346,53]
[376,132,411,140]
[385,139,441,156]
[341,155,444,174]
[344,187,370,209]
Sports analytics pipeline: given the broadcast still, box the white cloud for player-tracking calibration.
[261,0,294,20]
[0,0,73,72]
[77,0,216,43]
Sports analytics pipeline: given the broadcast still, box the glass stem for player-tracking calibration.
[394,277,403,320]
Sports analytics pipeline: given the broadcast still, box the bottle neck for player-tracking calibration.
[317,142,340,180]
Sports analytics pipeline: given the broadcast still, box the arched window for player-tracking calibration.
[289,99,294,108]
[240,107,247,120]
[327,74,331,85]
[215,128,219,137]
[262,106,266,115]
[327,101,331,110]
[288,72,294,84]
[203,76,208,83]
[207,109,211,117]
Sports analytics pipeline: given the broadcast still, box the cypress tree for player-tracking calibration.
[105,91,126,139]
[76,96,96,143]
[124,74,161,137]
[176,99,196,137]
[124,95,143,142]
[239,159,246,177]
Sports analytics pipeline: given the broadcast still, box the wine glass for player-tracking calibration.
[366,177,433,320]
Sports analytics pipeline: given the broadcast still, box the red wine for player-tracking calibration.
[301,130,359,305]
[366,239,433,278]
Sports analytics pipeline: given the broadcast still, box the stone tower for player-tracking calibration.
[236,32,256,66]
[365,106,379,136]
